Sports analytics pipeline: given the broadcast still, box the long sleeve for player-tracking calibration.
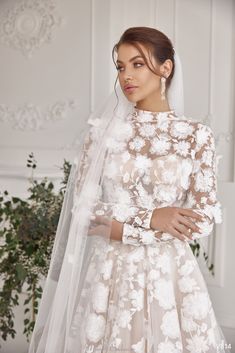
[93,199,178,245]
[121,223,171,246]
[111,203,153,229]
[92,200,163,245]
[73,128,157,245]
[184,123,222,240]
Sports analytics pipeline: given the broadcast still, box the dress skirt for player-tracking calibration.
[70,237,229,353]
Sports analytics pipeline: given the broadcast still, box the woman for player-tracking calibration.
[28,27,230,353]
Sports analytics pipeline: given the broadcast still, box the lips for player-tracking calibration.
[124,84,138,93]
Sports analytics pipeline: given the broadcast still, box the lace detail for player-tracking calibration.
[103,108,221,245]
[75,108,222,246]
[69,108,228,353]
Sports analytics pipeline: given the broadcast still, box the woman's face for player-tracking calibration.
[116,43,163,104]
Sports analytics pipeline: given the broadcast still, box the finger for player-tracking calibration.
[179,208,203,221]
[175,223,193,239]
[178,215,202,233]
[169,227,189,242]
[88,225,103,235]
[93,215,111,226]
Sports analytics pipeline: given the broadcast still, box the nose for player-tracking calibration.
[123,71,133,82]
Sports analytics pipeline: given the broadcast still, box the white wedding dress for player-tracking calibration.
[69,107,230,352]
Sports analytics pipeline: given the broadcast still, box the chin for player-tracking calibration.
[123,92,141,103]
[125,96,137,103]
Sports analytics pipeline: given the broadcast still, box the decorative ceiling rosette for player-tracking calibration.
[0,0,65,58]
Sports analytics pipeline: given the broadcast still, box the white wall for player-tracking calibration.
[0,0,234,352]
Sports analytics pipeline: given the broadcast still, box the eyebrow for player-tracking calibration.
[116,55,144,64]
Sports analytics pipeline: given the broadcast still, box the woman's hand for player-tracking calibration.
[150,207,203,241]
[88,215,123,241]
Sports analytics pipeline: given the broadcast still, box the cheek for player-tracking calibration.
[139,69,159,86]
[142,74,160,91]
[118,74,125,85]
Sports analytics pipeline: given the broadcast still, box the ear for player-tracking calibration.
[160,59,173,78]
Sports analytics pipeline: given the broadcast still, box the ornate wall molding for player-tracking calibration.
[0,99,78,131]
[0,0,65,58]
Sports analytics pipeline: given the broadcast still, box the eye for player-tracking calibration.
[116,65,124,72]
[133,62,144,68]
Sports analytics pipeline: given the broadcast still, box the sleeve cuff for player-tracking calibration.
[127,208,154,229]
[122,223,157,246]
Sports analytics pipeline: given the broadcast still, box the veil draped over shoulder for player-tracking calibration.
[28,50,184,353]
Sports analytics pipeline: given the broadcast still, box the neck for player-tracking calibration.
[135,93,171,112]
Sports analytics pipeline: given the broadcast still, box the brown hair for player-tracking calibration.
[112,26,175,90]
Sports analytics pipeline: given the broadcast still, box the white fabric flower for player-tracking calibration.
[160,309,180,339]
[134,154,153,172]
[195,124,212,147]
[116,309,132,328]
[156,114,170,131]
[85,313,106,343]
[100,259,113,280]
[181,315,197,333]
[129,136,145,151]
[112,120,134,141]
[112,204,134,222]
[131,337,145,353]
[173,140,190,157]
[128,262,138,276]
[178,276,198,293]
[157,341,179,353]
[178,260,196,276]
[171,121,194,139]
[129,289,144,311]
[154,278,175,310]
[182,292,211,320]
[140,230,155,244]
[186,333,209,352]
[180,159,193,189]
[91,282,109,313]
[156,253,171,274]
[201,149,213,166]
[195,168,214,192]
[114,187,132,204]
[154,184,178,203]
[150,136,171,154]
[136,114,153,123]
[139,123,156,137]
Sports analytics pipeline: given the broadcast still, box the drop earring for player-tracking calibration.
[160,76,166,100]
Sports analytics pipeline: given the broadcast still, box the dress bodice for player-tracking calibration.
[102,107,211,212]
[77,106,222,244]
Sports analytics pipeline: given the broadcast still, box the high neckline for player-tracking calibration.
[129,106,178,123]
[134,106,175,115]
